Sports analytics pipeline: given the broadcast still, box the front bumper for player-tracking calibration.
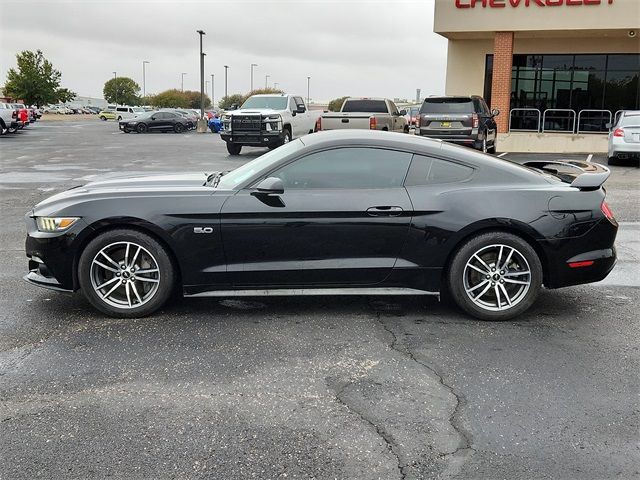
[221,130,285,147]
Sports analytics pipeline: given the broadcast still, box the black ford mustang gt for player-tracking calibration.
[25,130,617,320]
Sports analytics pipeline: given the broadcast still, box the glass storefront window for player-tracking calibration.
[485,53,640,132]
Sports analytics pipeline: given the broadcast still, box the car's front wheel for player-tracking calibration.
[78,229,175,318]
[137,123,148,133]
[226,142,242,155]
[447,232,542,321]
[174,123,184,133]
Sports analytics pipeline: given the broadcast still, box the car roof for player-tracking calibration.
[300,130,538,180]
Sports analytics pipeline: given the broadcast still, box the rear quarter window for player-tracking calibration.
[405,155,474,186]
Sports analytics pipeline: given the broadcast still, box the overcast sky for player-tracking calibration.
[0,0,448,104]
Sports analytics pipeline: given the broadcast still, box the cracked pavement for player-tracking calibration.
[1,121,639,479]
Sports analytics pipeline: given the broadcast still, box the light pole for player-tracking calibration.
[211,74,214,107]
[196,29,207,132]
[224,66,229,98]
[250,63,258,92]
[265,74,270,89]
[181,72,187,92]
[142,61,149,101]
[113,71,117,105]
[307,76,311,106]
[274,82,279,90]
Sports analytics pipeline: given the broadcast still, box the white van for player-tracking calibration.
[114,106,145,120]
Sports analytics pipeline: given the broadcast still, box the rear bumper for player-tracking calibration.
[542,218,618,289]
[221,131,284,146]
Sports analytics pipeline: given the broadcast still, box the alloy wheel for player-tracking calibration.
[90,241,160,309]
[463,244,531,312]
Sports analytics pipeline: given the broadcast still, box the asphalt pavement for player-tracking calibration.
[1,120,638,479]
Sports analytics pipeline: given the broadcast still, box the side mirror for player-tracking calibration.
[151,116,156,120]
[255,177,284,195]
[230,104,239,110]
[491,108,500,117]
[296,106,306,114]
[605,122,613,129]
[399,109,407,116]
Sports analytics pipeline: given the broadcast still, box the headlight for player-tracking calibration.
[36,217,80,232]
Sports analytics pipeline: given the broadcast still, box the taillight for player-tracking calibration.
[472,113,479,129]
[601,200,615,223]
[568,261,594,269]
[369,117,377,130]
[613,128,624,137]
[315,117,321,132]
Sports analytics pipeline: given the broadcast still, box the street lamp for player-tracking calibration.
[196,29,207,132]
[224,66,229,98]
[211,74,215,107]
[250,63,258,92]
[181,72,187,92]
[142,61,150,101]
[274,82,279,90]
[307,76,311,106]
[113,71,117,105]
[265,74,270,89]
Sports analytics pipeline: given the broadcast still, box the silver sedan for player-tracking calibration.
[608,111,640,165]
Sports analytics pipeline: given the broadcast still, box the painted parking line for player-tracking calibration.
[586,154,593,162]
[497,152,509,158]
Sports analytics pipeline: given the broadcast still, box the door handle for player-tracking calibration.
[366,206,403,216]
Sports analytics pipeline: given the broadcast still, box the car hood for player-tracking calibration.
[33,173,214,214]
[227,108,281,116]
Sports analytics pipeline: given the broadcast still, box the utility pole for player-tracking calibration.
[196,29,207,132]
[113,71,117,105]
[181,72,187,92]
[224,66,229,98]
[211,73,216,107]
[265,74,270,89]
[307,76,311,106]
[274,82,279,90]
[142,61,149,101]
[250,63,257,92]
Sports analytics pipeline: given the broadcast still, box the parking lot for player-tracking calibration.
[1,120,639,479]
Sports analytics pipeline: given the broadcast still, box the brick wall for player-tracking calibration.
[490,32,514,134]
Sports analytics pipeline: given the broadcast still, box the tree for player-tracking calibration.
[218,94,245,110]
[3,50,76,106]
[151,89,189,108]
[182,90,211,109]
[103,77,140,105]
[328,96,349,112]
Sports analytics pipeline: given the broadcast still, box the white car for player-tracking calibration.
[607,111,640,165]
[220,94,320,155]
[114,106,146,121]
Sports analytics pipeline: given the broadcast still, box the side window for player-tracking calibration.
[273,148,412,190]
[481,98,490,114]
[288,97,297,111]
[117,107,126,112]
[472,98,482,114]
[294,97,305,109]
[405,155,474,186]
[388,102,398,115]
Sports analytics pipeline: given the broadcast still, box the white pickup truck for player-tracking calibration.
[317,98,408,133]
[221,94,320,155]
[0,103,19,134]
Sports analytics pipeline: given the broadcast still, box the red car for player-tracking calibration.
[12,104,29,128]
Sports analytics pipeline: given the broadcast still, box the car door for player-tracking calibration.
[388,101,402,132]
[293,96,308,136]
[220,147,414,287]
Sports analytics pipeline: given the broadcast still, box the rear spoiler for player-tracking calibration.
[522,160,610,191]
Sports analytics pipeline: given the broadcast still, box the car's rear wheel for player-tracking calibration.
[99,115,106,121]
[174,123,184,133]
[78,229,175,318]
[226,142,242,155]
[447,232,542,321]
[488,138,497,154]
[123,126,131,133]
[137,123,147,133]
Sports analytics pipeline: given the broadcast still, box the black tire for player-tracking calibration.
[117,116,122,121]
[226,142,242,156]
[282,127,292,145]
[137,123,148,133]
[447,231,542,321]
[7,126,17,134]
[404,125,410,134]
[607,156,619,166]
[99,115,107,121]
[77,229,176,318]
[174,123,184,133]
[123,126,131,133]
[488,138,497,154]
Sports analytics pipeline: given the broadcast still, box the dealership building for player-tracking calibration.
[434,0,639,152]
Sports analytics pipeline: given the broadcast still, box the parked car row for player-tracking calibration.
[0,102,39,135]
[43,105,102,114]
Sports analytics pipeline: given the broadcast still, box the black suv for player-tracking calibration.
[416,96,499,153]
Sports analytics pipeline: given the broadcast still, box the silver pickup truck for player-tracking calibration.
[317,98,408,133]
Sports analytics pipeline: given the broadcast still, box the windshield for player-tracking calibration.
[215,139,304,190]
[240,96,288,110]
[342,100,388,113]
[133,107,145,113]
[420,98,474,114]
